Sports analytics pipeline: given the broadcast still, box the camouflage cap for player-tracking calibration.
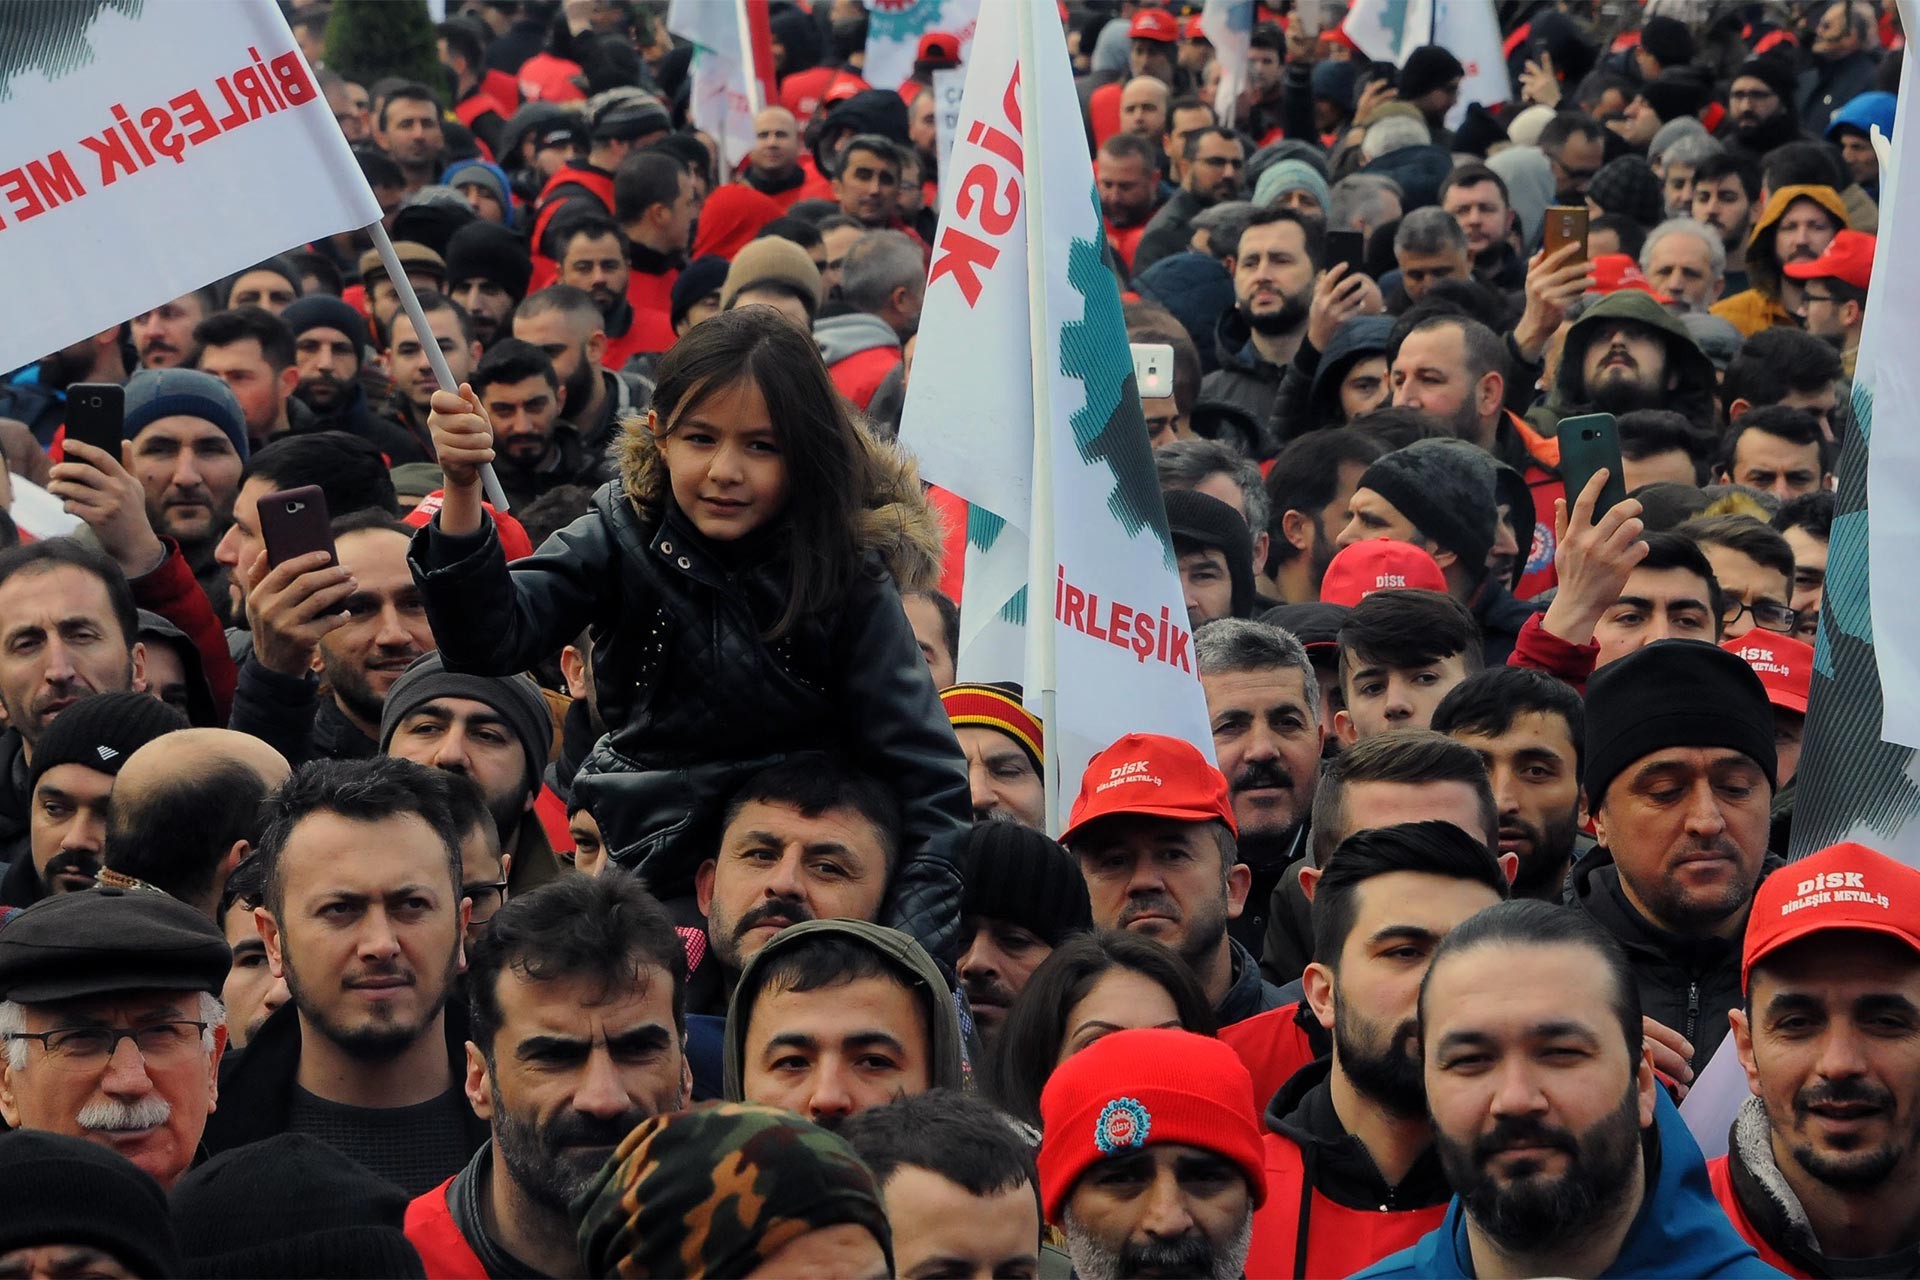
[571,1103,893,1278]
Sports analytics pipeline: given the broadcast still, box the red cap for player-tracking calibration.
[1589,253,1671,303]
[1185,15,1208,39]
[1129,8,1179,42]
[915,32,961,66]
[1782,228,1876,290]
[823,70,871,105]
[1038,1028,1267,1221]
[1742,842,1920,992]
[404,494,535,561]
[1318,540,1448,607]
[1062,732,1234,846]
[1721,632,1812,714]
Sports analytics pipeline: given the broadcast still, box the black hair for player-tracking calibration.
[1723,405,1833,476]
[1431,666,1586,776]
[0,508,16,552]
[223,257,302,310]
[1183,124,1242,162]
[721,752,902,871]
[1338,589,1483,692]
[391,287,475,347]
[986,931,1216,1128]
[1311,821,1509,967]
[1590,212,1646,260]
[611,149,689,223]
[1617,410,1712,485]
[1633,484,1713,533]
[378,82,442,133]
[194,306,296,371]
[1681,513,1796,584]
[1761,140,1847,194]
[516,484,597,551]
[1348,405,1444,453]
[287,250,346,298]
[354,146,406,192]
[551,210,631,260]
[468,873,688,1058]
[1309,729,1497,867]
[1420,899,1642,1058]
[1249,21,1285,55]
[1166,94,1213,125]
[1387,311,1508,388]
[0,539,138,652]
[437,18,486,73]
[217,852,268,926]
[472,336,560,395]
[241,431,399,517]
[904,589,959,670]
[104,758,275,911]
[650,306,888,638]
[1772,489,1833,541]
[1723,328,1843,420]
[1226,204,1325,271]
[1099,130,1161,167]
[255,757,462,919]
[757,216,824,252]
[1439,161,1510,209]
[1629,529,1726,634]
[1122,300,1203,414]
[1538,110,1605,151]
[1265,431,1385,564]
[839,1088,1040,1208]
[1691,150,1762,202]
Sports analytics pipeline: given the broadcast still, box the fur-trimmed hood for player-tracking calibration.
[614,415,948,593]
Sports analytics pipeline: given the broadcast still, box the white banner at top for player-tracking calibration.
[0,0,379,374]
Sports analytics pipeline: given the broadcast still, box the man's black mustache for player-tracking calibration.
[1472,1114,1579,1165]
[1232,760,1292,792]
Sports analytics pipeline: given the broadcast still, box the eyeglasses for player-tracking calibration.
[1548,152,1599,183]
[5,1021,208,1066]
[463,879,510,918]
[1800,292,1838,305]
[1722,597,1800,634]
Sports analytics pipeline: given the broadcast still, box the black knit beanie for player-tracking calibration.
[1638,70,1708,124]
[282,295,371,358]
[1583,640,1777,806]
[1163,488,1256,618]
[378,652,552,787]
[0,1129,180,1278]
[169,1134,426,1279]
[444,220,534,302]
[1355,438,1497,574]
[1587,155,1665,228]
[960,823,1092,946]
[1639,15,1694,69]
[670,255,732,328]
[28,691,186,795]
[1734,55,1799,109]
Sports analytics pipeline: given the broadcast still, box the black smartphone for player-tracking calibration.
[1327,230,1368,279]
[65,382,124,460]
[257,485,337,570]
[1557,413,1630,517]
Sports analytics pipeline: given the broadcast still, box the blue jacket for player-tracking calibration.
[1351,1091,1788,1279]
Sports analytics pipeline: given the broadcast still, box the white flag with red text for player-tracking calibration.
[667,0,775,173]
[900,0,1215,807]
[0,0,379,375]
[1343,0,1509,126]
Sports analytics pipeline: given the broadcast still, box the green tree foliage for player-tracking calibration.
[324,0,448,103]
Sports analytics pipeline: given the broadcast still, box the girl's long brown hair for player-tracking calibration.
[650,306,883,639]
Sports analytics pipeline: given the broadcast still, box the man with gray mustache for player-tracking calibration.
[0,886,232,1190]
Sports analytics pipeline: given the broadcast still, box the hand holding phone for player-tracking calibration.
[1541,206,1589,266]
[1557,414,1628,517]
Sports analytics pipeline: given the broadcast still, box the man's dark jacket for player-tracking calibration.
[1132,188,1211,275]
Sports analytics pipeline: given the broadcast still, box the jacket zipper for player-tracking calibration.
[1684,978,1701,1047]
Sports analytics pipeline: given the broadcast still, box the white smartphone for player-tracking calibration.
[1130,342,1175,400]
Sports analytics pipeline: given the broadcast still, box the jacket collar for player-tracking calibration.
[1217,936,1280,1025]
[1268,1057,1453,1211]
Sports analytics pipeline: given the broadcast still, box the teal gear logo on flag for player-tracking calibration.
[968,505,1027,625]
[1059,196,1176,568]
[867,0,950,40]
[0,0,143,100]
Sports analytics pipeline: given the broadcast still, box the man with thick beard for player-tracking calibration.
[1198,620,1323,953]
[1355,900,1776,1279]
[1263,429,1387,605]
[1525,290,1721,439]
[1716,841,1920,1275]
[1202,207,1320,428]
[406,875,691,1278]
[1247,823,1509,1278]
[1433,668,1586,903]
[205,758,487,1194]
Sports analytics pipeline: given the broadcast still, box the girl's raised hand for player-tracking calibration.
[429,383,495,491]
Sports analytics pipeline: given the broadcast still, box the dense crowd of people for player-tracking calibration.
[0,0,1912,1277]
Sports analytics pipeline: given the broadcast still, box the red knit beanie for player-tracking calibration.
[1036,1027,1267,1222]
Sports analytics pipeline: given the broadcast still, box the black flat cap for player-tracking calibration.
[0,887,230,1003]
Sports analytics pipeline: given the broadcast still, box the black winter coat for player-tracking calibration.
[1571,845,1783,1078]
[410,429,972,964]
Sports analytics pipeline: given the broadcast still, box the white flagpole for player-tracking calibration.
[736,0,763,116]
[366,219,511,511]
[1014,0,1062,837]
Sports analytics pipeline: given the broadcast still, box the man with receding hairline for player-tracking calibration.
[102,728,292,918]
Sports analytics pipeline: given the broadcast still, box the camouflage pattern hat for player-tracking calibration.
[571,1102,893,1278]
